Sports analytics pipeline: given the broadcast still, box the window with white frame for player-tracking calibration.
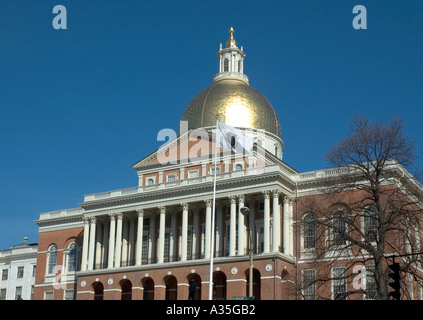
[67,242,78,273]
[166,174,176,183]
[44,291,54,300]
[302,269,316,300]
[303,213,316,250]
[363,205,378,243]
[47,244,58,275]
[147,177,155,186]
[331,210,347,247]
[364,265,376,300]
[0,289,6,300]
[64,289,75,300]
[332,267,347,300]
[17,266,24,278]
[210,166,221,175]
[234,163,243,171]
[2,269,8,280]
[15,286,22,300]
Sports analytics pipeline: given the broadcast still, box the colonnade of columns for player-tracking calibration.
[80,191,294,272]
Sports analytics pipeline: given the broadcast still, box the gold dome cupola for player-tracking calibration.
[180,28,283,145]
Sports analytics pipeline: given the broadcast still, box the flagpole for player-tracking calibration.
[208,118,219,300]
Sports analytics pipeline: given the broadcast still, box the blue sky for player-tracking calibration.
[0,0,422,248]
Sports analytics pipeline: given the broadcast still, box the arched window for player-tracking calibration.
[47,244,58,274]
[147,178,154,186]
[93,282,104,300]
[213,271,227,300]
[224,58,229,72]
[246,268,261,300]
[67,242,78,272]
[142,277,154,300]
[332,210,347,246]
[165,275,177,300]
[187,274,201,300]
[303,213,316,249]
[121,280,132,300]
[364,205,378,243]
[235,163,243,171]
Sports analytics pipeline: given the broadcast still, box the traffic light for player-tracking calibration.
[388,262,400,300]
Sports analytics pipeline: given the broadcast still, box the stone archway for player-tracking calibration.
[187,273,202,300]
[93,282,104,300]
[213,271,226,300]
[164,275,178,300]
[142,277,154,300]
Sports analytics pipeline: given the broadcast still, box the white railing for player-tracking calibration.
[38,208,83,220]
[83,164,281,203]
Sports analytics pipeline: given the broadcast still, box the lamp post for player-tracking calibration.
[240,206,253,299]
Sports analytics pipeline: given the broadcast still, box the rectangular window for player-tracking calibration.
[31,285,34,300]
[365,265,376,300]
[210,166,221,175]
[64,289,75,300]
[0,289,6,300]
[302,269,316,300]
[15,286,22,300]
[332,267,347,300]
[32,265,37,277]
[2,269,8,280]
[167,174,176,182]
[44,291,54,300]
[17,266,24,278]
[142,232,149,263]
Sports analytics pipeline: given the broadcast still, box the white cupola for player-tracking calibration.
[212,27,249,85]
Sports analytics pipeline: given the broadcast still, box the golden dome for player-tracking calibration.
[180,78,282,137]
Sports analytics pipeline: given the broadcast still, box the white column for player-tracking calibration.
[288,198,294,256]
[263,191,270,253]
[95,222,103,269]
[107,214,116,268]
[237,195,246,255]
[229,196,237,256]
[128,217,135,266]
[181,203,189,261]
[204,199,212,259]
[170,211,177,262]
[192,208,200,259]
[149,214,156,263]
[158,206,166,264]
[102,220,109,268]
[283,196,290,255]
[272,190,281,253]
[114,213,123,268]
[135,210,144,266]
[121,218,128,266]
[216,204,223,257]
[81,218,90,271]
[87,217,97,271]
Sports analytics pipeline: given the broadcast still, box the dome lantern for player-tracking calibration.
[213,27,249,85]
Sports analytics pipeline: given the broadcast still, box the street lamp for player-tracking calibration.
[240,206,254,299]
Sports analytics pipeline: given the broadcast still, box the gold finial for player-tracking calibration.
[225,27,237,48]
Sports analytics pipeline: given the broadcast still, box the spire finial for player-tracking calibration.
[225,27,237,48]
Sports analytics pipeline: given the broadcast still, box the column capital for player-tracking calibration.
[283,195,293,205]
[181,202,189,211]
[83,217,90,224]
[136,209,144,217]
[237,194,245,203]
[262,190,271,199]
[204,199,212,207]
[159,206,166,214]
[272,190,280,198]
[90,217,97,224]
[116,212,124,220]
[108,213,116,220]
[229,195,237,204]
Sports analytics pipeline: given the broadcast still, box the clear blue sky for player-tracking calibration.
[0,0,422,248]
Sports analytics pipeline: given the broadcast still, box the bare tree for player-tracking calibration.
[298,115,423,300]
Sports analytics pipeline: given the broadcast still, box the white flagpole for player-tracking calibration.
[208,119,219,300]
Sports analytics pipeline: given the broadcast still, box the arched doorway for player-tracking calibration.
[93,282,104,300]
[213,271,226,300]
[121,279,132,300]
[142,277,154,300]
[187,273,201,300]
[164,275,178,300]
[246,268,261,300]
